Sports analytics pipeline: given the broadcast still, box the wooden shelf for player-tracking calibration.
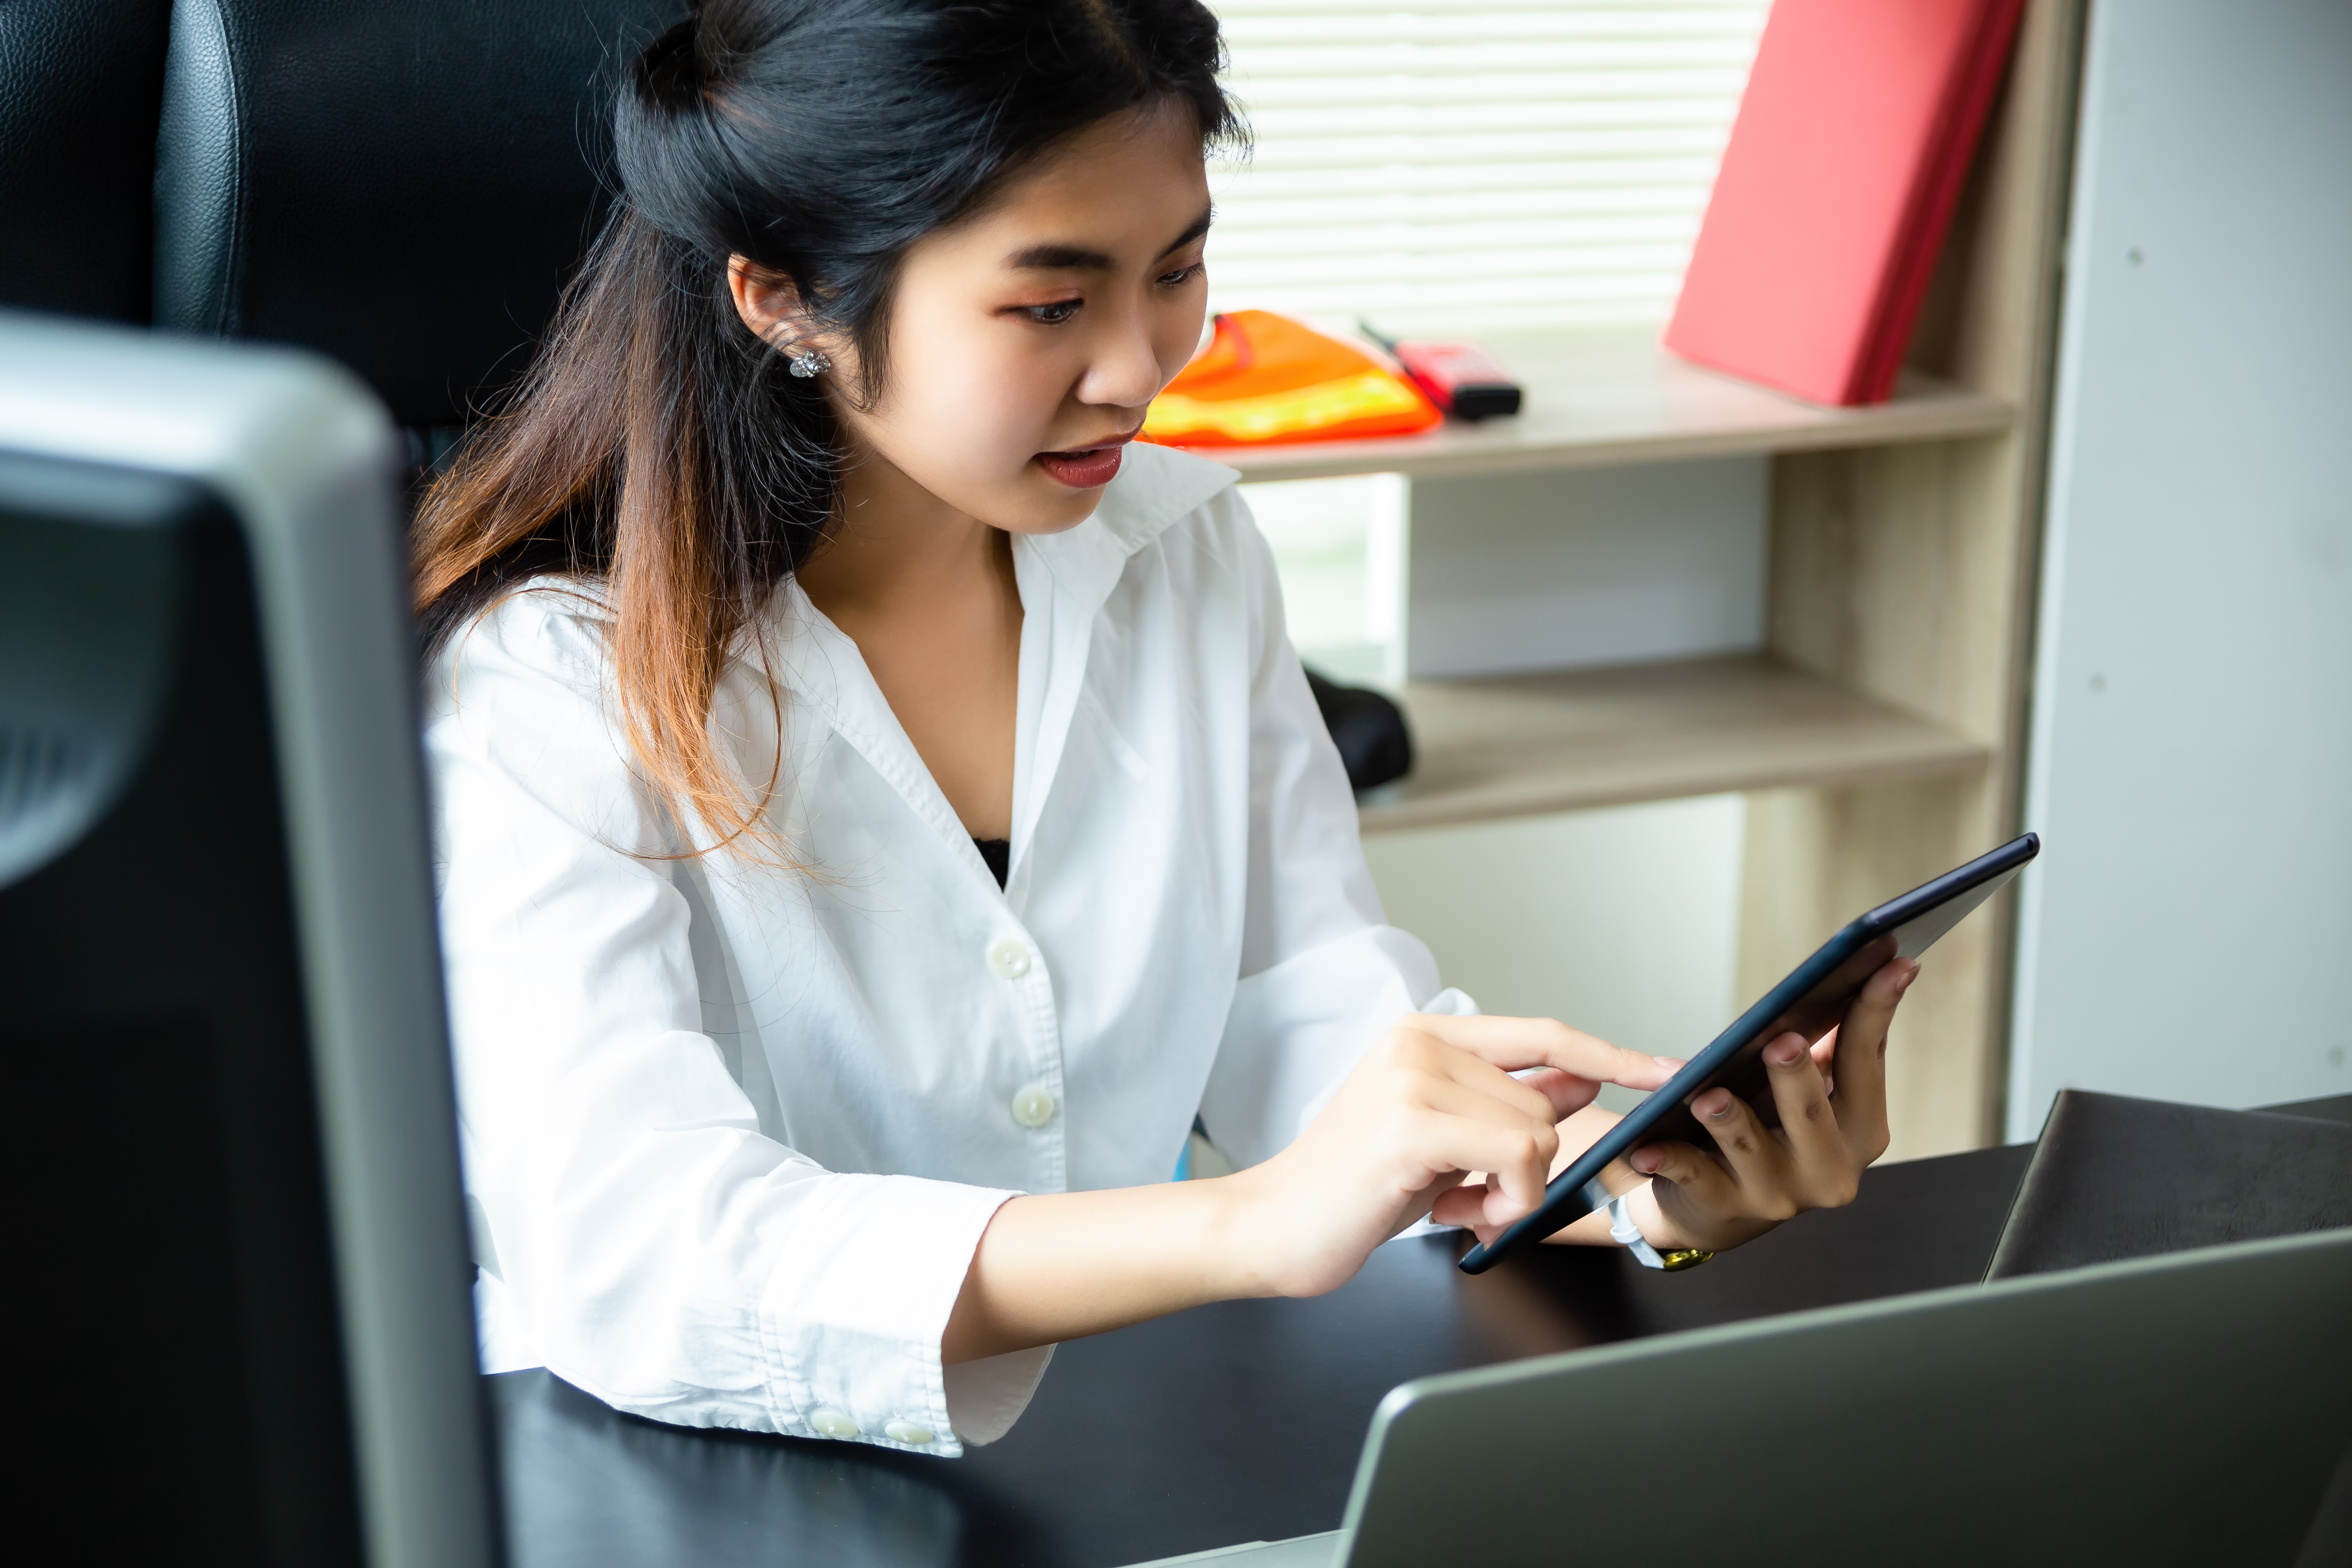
[1209,326,2015,484]
[1357,654,1991,834]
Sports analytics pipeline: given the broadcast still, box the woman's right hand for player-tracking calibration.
[1217,1014,1678,1298]
[944,1013,1674,1362]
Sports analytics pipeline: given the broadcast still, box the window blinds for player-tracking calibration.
[1204,0,1770,331]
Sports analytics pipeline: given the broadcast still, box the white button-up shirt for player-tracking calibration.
[427,442,1465,1457]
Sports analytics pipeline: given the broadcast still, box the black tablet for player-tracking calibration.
[1455,832,2040,1274]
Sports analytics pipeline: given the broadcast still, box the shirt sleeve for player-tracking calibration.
[1197,496,1476,1174]
[427,593,1035,1456]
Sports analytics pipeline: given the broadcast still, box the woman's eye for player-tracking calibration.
[1026,299,1082,325]
[1158,262,1204,288]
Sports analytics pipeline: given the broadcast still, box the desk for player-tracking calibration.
[491,1142,2035,1568]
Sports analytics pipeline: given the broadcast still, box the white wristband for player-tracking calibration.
[1583,1178,1666,1269]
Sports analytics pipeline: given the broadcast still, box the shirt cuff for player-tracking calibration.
[943,1345,1056,1446]
[756,1173,1025,1458]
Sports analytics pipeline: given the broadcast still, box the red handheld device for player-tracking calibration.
[1359,322,1523,421]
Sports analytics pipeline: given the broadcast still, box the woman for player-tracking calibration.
[416,0,1913,1456]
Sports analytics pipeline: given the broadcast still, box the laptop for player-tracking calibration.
[1122,1228,2352,1568]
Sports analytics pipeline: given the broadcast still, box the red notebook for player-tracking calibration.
[1663,0,2025,406]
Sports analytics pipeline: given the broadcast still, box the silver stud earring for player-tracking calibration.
[787,347,833,379]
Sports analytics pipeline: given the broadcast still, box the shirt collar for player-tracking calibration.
[766,441,1237,698]
[764,441,1239,888]
[1011,441,1238,621]
[1004,443,1235,873]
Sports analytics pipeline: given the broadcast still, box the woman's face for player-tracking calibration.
[733,103,1214,537]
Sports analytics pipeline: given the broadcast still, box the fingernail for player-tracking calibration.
[1629,1148,1659,1173]
[1766,1039,1804,1067]
[1895,962,1920,993]
[1655,1057,1687,1072]
[1701,1090,1733,1120]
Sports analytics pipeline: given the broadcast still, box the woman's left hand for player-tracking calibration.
[1449,956,1918,1255]
[1627,955,1917,1253]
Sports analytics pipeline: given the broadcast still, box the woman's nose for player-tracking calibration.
[1076,312,1167,410]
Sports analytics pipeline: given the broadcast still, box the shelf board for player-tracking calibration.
[1205,327,2015,484]
[1358,654,1991,834]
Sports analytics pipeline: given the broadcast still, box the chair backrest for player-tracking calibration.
[0,0,173,321]
[153,0,682,429]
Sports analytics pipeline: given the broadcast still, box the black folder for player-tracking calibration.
[1986,1090,2352,1280]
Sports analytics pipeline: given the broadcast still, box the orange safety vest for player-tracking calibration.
[1141,310,1441,447]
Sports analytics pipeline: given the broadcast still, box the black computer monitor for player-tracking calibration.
[0,310,499,1568]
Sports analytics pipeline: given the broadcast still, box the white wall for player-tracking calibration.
[1405,459,1767,680]
[2008,0,2352,1137]
[1363,795,1746,1114]
[1243,458,1767,686]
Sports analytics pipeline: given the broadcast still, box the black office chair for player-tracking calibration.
[0,0,174,321]
[152,0,683,457]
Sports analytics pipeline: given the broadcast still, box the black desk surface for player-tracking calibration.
[492,1140,2043,1568]
[494,1096,2352,1566]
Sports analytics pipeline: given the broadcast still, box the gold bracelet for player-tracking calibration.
[1658,1248,1715,1271]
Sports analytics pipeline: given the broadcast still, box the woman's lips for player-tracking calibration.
[1034,439,1130,490]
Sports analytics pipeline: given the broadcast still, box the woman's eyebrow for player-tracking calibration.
[1002,205,1215,272]
[1006,242,1115,271]
[1156,204,1215,259]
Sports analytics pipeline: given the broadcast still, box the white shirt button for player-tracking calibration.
[1010,1083,1057,1128]
[986,939,1032,979]
[883,1420,936,1445]
[808,1407,860,1440]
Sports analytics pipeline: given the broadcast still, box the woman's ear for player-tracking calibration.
[726,255,809,350]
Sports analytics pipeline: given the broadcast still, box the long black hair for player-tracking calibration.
[412,0,1240,854]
